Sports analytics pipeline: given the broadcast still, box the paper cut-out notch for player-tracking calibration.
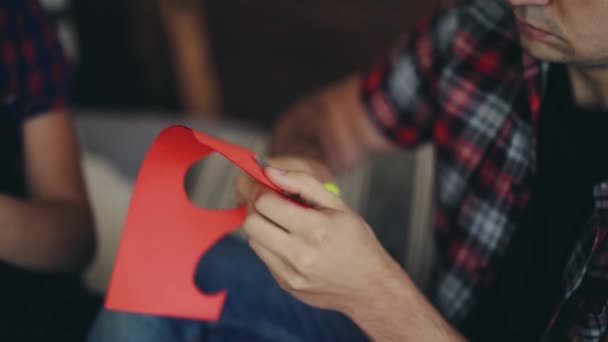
[105,125,278,321]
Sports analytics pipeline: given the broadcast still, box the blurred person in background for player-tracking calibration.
[0,1,98,340]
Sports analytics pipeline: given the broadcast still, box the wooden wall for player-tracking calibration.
[73,0,442,124]
[206,0,440,123]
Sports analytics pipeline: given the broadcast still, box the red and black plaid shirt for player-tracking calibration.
[362,1,608,340]
[0,0,68,190]
[1,0,68,119]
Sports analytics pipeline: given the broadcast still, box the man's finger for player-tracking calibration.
[254,191,323,234]
[249,239,305,287]
[243,213,297,258]
[265,168,343,209]
[234,172,253,206]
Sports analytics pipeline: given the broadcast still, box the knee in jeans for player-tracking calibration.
[89,310,205,341]
[194,235,258,293]
[90,310,167,340]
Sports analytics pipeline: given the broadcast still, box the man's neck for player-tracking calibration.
[567,65,608,110]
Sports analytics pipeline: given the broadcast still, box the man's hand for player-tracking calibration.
[234,156,332,209]
[243,167,465,341]
[242,167,398,312]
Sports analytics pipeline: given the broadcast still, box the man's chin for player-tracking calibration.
[519,36,569,63]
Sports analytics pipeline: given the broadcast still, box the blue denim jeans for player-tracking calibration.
[88,235,367,341]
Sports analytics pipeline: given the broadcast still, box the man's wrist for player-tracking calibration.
[341,260,465,341]
[341,260,411,320]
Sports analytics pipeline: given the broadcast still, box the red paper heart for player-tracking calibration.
[105,125,279,321]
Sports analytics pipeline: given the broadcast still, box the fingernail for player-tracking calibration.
[267,167,287,176]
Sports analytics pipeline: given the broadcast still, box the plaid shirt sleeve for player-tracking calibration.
[12,0,70,119]
[361,8,460,147]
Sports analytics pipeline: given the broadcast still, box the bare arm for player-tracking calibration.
[345,267,465,341]
[0,111,95,272]
[272,73,396,176]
